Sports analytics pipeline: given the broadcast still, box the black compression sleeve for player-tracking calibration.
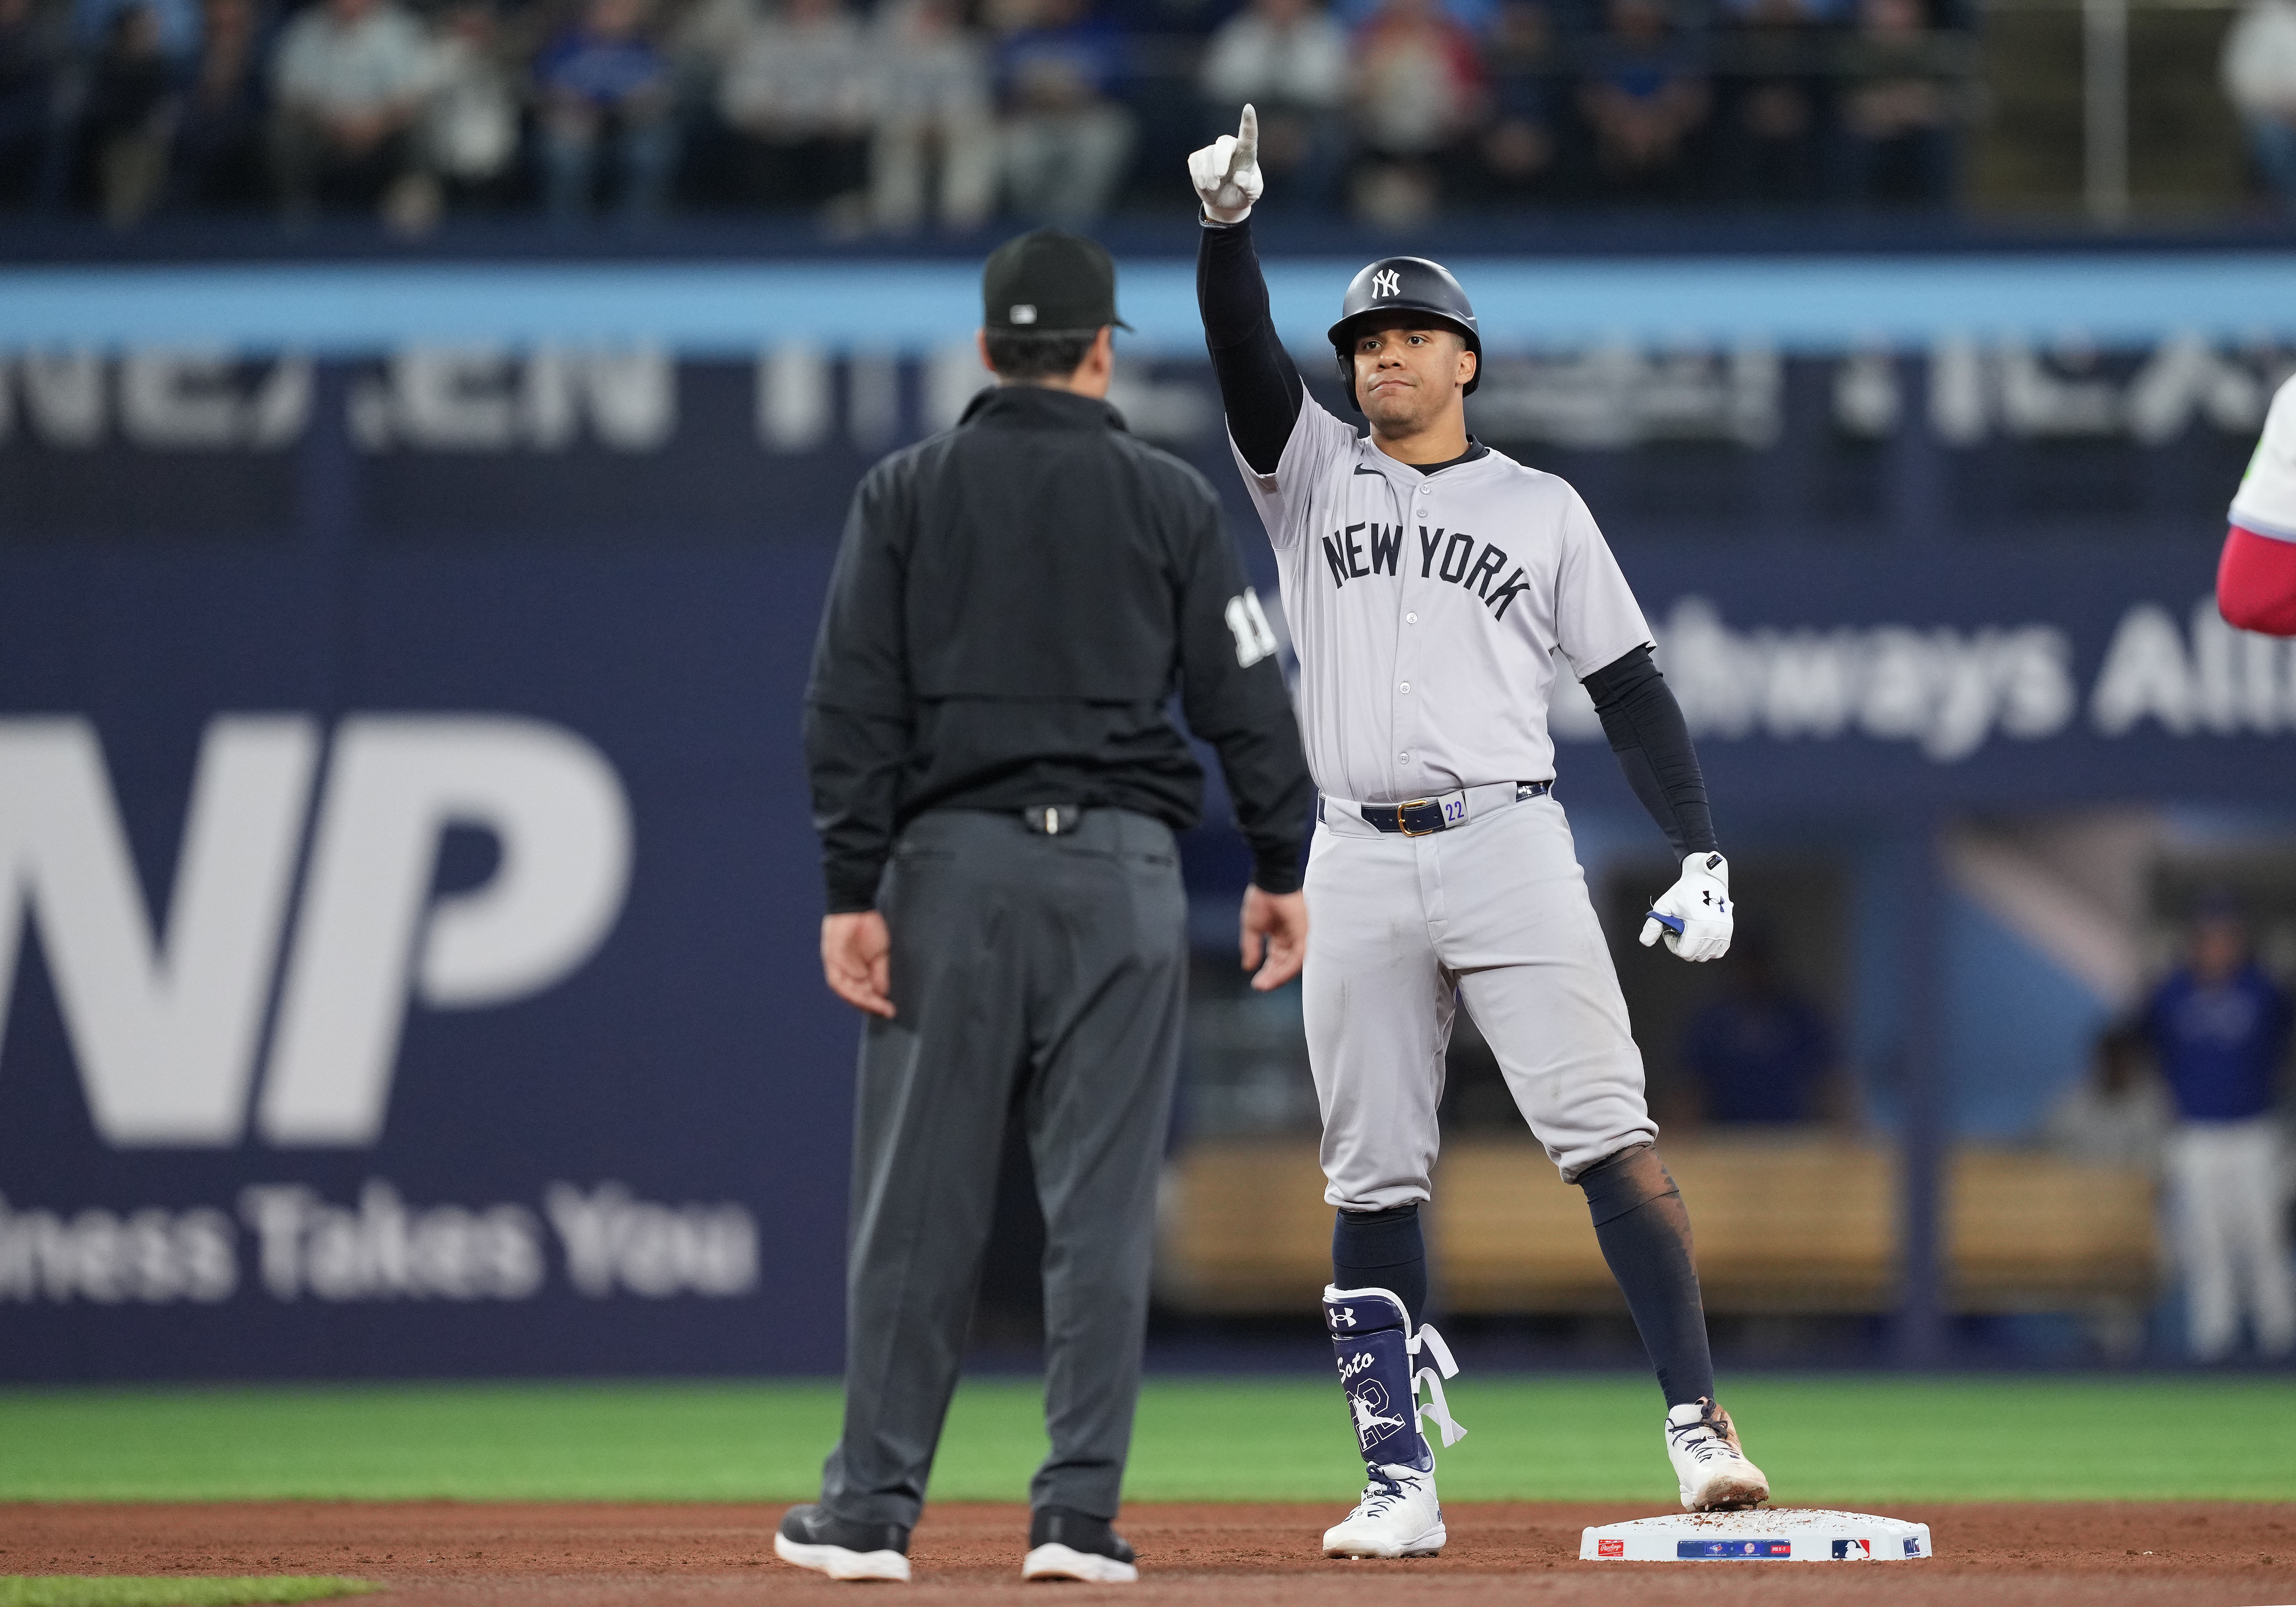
[1578,1145,1715,1408]
[1197,216,1302,475]
[1332,1205,1427,1324]
[1582,645,1718,859]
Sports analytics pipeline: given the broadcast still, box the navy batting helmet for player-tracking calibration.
[1327,256,1482,410]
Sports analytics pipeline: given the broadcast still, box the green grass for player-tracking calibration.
[0,1376,2288,1506]
[0,1579,371,1607]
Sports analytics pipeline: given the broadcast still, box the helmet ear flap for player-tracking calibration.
[1334,348,1359,413]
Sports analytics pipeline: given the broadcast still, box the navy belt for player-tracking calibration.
[1362,780,1550,836]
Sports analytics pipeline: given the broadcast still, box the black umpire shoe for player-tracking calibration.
[1022,1504,1139,1584]
[774,1503,912,1582]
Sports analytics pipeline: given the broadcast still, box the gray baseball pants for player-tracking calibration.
[1304,790,1656,1207]
[819,807,1188,1530]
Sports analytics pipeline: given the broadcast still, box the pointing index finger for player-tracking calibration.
[1230,103,1258,175]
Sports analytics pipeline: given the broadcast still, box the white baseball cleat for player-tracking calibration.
[1665,1399,1770,1512]
[1323,1463,1447,1558]
[774,1504,912,1582]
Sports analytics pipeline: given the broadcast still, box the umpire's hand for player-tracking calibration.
[822,911,895,1018]
[1241,886,1307,992]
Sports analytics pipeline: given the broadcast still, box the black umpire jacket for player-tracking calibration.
[804,382,1315,915]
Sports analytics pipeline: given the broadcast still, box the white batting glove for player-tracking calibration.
[1640,852,1733,963]
[1188,103,1263,224]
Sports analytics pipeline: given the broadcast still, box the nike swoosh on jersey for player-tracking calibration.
[1353,464,1385,476]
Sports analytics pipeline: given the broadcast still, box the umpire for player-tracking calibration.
[782,228,1316,1585]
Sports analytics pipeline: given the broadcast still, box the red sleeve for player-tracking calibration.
[2218,525,2296,636]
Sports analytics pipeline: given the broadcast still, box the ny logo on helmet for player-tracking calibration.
[1371,269,1400,298]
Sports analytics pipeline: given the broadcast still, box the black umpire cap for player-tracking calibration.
[983,228,1135,334]
[1327,256,1482,409]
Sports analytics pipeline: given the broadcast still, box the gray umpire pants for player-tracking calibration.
[819,807,1188,1529]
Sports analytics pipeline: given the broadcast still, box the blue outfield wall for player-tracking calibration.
[0,259,2293,1379]
[0,538,853,1377]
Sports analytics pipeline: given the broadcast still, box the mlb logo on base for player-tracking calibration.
[1582,1510,1933,1561]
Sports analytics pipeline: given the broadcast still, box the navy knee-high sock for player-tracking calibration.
[1578,1145,1715,1408]
[1332,1204,1428,1323]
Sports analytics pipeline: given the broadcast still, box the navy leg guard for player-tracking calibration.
[1323,1285,1466,1475]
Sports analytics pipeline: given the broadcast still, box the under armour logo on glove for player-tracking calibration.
[1641,852,1734,964]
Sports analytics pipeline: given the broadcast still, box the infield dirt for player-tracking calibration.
[4,1501,2293,1604]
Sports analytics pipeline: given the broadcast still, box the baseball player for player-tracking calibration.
[2219,371,2296,636]
[1188,108,1768,1558]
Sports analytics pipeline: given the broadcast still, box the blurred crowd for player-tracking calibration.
[0,0,1976,230]
[2225,0,2296,214]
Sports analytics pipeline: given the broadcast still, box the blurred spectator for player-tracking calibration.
[535,0,676,221]
[79,0,176,224]
[2112,899,2294,1362]
[0,0,61,207]
[996,0,1133,224]
[1835,0,1957,205]
[869,0,995,233]
[717,0,872,218]
[1328,0,1493,35]
[1674,932,1851,1126]
[1348,0,1484,226]
[418,0,516,212]
[666,0,750,85]
[1578,0,1709,203]
[2046,1031,2169,1171]
[172,0,268,208]
[1714,0,1835,205]
[268,0,430,221]
[660,0,742,127]
[73,0,197,65]
[1199,0,1348,213]
[658,0,748,204]
[1471,0,1560,207]
[2222,0,2296,211]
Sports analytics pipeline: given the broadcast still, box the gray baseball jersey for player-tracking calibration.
[1233,386,1653,805]
[1231,384,1659,1196]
